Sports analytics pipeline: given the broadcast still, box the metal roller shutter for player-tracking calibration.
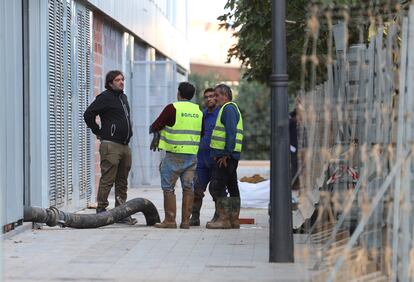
[48,0,65,206]
[65,0,73,202]
[74,4,92,201]
[47,0,91,207]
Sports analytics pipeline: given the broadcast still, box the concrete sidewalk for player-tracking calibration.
[2,186,315,282]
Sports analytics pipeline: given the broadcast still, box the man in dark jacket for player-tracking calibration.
[84,70,136,224]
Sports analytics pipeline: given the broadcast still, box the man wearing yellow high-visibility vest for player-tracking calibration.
[206,84,243,229]
[149,82,203,229]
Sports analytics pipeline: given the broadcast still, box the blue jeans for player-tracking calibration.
[159,152,197,192]
[194,149,215,192]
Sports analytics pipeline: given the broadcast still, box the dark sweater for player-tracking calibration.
[84,89,132,145]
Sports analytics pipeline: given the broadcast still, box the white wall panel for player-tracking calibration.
[0,0,24,224]
[0,0,7,227]
[28,0,49,208]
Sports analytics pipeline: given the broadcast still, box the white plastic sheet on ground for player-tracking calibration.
[239,180,270,209]
[239,180,300,210]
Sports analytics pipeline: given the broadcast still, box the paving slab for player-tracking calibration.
[2,186,316,282]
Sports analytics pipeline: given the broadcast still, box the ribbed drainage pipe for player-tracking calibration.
[23,198,160,228]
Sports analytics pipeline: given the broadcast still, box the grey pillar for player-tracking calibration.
[269,0,294,262]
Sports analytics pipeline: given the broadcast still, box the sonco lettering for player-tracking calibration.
[181,112,199,118]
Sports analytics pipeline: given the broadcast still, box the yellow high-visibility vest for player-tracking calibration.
[159,101,203,154]
[210,102,243,152]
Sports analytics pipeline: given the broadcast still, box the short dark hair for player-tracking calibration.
[214,84,232,101]
[203,88,215,95]
[105,70,124,90]
[178,82,195,100]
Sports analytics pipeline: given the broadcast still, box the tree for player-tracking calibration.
[218,0,308,94]
[218,0,403,94]
[188,72,221,104]
[236,79,271,159]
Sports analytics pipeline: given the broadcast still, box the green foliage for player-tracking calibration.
[218,1,272,86]
[218,0,308,94]
[188,73,221,104]
[218,0,403,94]
[210,0,407,160]
[235,80,271,160]
[218,0,271,85]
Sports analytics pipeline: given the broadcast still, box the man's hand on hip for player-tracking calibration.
[215,155,229,168]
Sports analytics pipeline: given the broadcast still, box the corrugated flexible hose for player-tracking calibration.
[23,198,160,228]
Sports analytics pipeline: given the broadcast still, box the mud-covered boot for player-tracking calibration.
[230,197,240,229]
[155,191,177,228]
[206,197,231,229]
[96,208,107,214]
[115,196,137,225]
[180,190,194,229]
[189,189,204,226]
[206,200,219,224]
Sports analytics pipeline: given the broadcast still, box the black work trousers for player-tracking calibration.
[209,158,240,198]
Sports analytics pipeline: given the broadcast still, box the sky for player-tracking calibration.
[188,0,228,23]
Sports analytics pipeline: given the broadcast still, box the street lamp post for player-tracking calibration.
[269,0,294,262]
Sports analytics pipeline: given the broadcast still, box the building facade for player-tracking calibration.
[188,20,241,83]
[0,0,189,231]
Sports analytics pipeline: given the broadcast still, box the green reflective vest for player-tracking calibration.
[159,101,203,154]
[210,102,243,152]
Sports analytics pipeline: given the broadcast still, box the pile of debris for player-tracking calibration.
[240,174,266,183]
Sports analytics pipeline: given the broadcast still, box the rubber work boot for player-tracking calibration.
[96,208,107,214]
[117,216,137,225]
[155,190,177,228]
[206,197,232,229]
[189,190,204,226]
[206,200,219,224]
[230,197,240,229]
[115,196,137,225]
[180,190,194,229]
